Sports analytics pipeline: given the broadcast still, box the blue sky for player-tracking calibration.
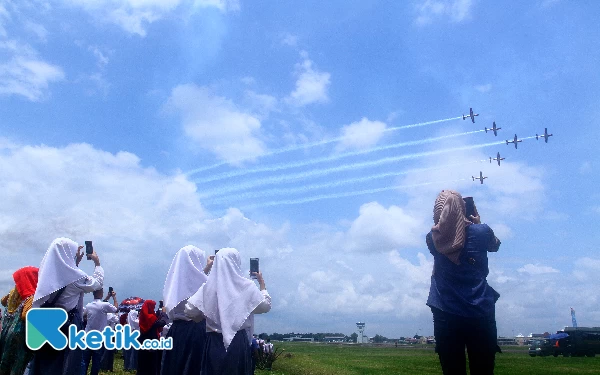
[1,0,600,338]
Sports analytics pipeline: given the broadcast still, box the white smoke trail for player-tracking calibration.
[194,129,484,184]
[199,140,507,199]
[240,179,469,209]
[206,159,487,205]
[185,115,464,176]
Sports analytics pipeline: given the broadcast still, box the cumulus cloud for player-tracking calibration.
[285,51,331,107]
[343,202,425,253]
[166,84,266,165]
[0,40,65,101]
[336,118,387,151]
[0,141,288,304]
[415,0,474,26]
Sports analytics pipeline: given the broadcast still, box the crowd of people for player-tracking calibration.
[0,241,271,375]
[1,188,501,375]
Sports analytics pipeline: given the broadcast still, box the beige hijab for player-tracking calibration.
[431,190,472,265]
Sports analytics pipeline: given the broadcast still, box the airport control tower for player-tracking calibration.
[356,322,366,344]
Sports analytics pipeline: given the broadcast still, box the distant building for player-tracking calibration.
[323,336,346,343]
[497,337,517,346]
[286,337,314,342]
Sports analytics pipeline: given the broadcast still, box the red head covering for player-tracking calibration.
[13,266,39,299]
[139,300,158,334]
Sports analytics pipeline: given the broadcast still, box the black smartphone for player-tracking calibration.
[215,249,219,255]
[463,197,476,219]
[108,286,113,295]
[250,258,259,278]
[159,300,164,309]
[85,241,93,259]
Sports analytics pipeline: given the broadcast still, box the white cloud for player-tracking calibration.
[88,46,110,69]
[193,0,240,12]
[415,0,474,26]
[0,40,65,101]
[336,117,387,151]
[285,51,331,107]
[518,263,560,275]
[0,141,289,303]
[23,21,48,42]
[343,202,425,253]
[243,90,278,118]
[166,84,266,165]
[475,83,492,93]
[0,4,9,37]
[64,0,237,37]
[281,33,298,47]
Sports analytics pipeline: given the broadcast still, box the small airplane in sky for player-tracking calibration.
[463,107,479,123]
[485,121,501,136]
[536,128,553,143]
[506,134,522,149]
[472,171,487,184]
[489,152,505,166]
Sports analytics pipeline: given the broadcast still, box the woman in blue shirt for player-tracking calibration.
[426,190,501,375]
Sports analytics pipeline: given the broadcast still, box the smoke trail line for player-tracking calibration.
[194,129,484,184]
[199,140,507,199]
[185,116,463,176]
[206,159,487,205]
[240,179,469,209]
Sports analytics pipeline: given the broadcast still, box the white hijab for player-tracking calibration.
[127,310,140,330]
[163,245,208,317]
[33,238,88,307]
[187,247,264,351]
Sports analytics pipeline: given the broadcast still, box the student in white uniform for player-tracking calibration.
[30,238,104,375]
[100,309,120,372]
[123,309,140,371]
[81,288,118,375]
[185,247,271,375]
[160,245,213,375]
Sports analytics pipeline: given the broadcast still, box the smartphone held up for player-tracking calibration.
[250,258,259,279]
[463,197,476,220]
[85,241,93,260]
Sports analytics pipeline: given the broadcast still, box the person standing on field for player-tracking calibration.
[426,190,501,375]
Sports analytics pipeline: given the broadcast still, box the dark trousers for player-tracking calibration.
[81,348,104,375]
[431,307,501,375]
[30,309,83,375]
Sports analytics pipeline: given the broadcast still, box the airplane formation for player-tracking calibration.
[465,107,552,185]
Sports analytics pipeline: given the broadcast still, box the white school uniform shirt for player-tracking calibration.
[33,238,104,315]
[84,299,118,332]
[185,248,272,350]
[107,313,119,329]
[163,246,208,321]
[264,343,274,354]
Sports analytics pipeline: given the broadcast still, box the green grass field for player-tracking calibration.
[98,343,599,375]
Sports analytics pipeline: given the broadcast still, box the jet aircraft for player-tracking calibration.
[472,171,487,184]
[463,107,479,123]
[490,152,505,166]
[506,134,522,149]
[485,122,501,136]
[536,128,553,143]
